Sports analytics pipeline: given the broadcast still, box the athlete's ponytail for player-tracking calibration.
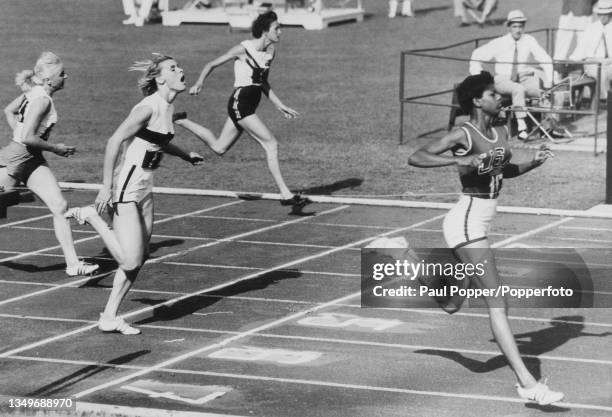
[15,52,63,92]
[130,53,173,96]
[15,69,36,92]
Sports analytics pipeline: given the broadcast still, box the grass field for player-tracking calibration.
[0,0,606,210]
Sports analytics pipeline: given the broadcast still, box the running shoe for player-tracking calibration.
[517,130,529,141]
[280,194,312,209]
[98,314,141,335]
[516,379,564,405]
[64,205,97,225]
[66,260,99,277]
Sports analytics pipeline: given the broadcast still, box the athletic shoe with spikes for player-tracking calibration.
[516,379,564,406]
[66,260,99,277]
[280,194,312,209]
[64,205,97,225]
[98,314,141,335]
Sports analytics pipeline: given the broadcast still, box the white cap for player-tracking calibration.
[506,9,527,25]
[596,0,612,15]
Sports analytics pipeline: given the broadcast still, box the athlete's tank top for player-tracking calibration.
[452,121,512,199]
[12,85,57,144]
[233,40,274,88]
[121,92,174,171]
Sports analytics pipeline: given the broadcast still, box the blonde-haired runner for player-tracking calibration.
[0,51,98,277]
[65,54,203,335]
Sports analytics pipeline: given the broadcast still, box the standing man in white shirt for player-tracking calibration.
[469,10,554,140]
[569,0,612,99]
[554,0,596,61]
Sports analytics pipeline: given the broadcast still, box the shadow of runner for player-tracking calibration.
[415,316,612,380]
[134,269,302,325]
[26,350,150,396]
[299,178,363,195]
[79,239,186,288]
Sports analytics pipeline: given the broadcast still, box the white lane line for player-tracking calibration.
[135,205,349,265]
[2,313,611,366]
[74,401,247,417]
[0,213,54,229]
[492,218,575,248]
[71,293,363,398]
[0,200,244,264]
[2,226,361,251]
[0,205,352,356]
[13,222,612,246]
[3,283,610,329]
[66,214,444,398]
[7,356,612,412]
[162,261,359,277]
[11,225,96,234]
[0,201,245,306]
[561,226,612,232]
[156,213,277,223]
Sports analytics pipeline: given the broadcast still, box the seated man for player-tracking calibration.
[469,10,554,140]
[569,0,612,99]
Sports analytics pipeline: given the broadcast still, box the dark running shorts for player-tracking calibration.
[227,85,262,129]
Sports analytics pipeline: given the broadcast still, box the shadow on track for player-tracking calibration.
[414,316,611,381]
[26,350,150,396]
[134,269,303,325]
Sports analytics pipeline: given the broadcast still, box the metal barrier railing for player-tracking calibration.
[399,28,604,154]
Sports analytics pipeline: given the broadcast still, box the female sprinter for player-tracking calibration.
[65,54,203,335]
[180,11,311,210]
[0,52,98,277]
[408,71,564,406]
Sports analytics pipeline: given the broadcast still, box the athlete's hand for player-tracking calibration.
[456,152,487,168]
[534,144,554,164]
[94,186,112,215]
[189,83,203,95]
[278,105,298,119]
[187,152,204,166]
[54,143,76,157]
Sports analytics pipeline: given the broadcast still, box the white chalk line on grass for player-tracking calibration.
[0,204,351,357]
[6,355,612,413]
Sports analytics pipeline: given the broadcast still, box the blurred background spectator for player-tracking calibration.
[389,0,413,18]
